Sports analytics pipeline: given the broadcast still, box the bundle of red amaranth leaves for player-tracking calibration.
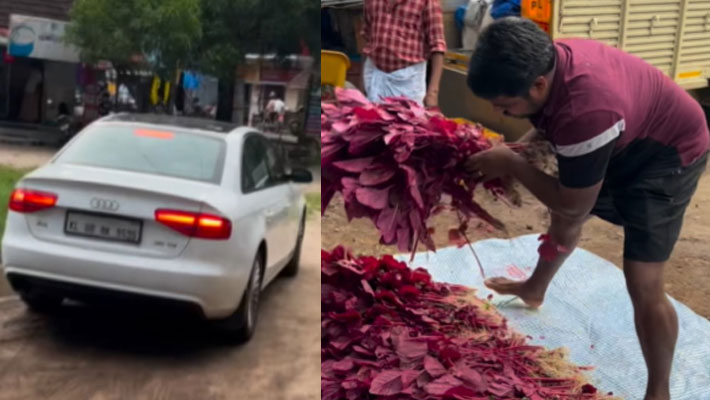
[322,248,615,400]
[321,88,514,254]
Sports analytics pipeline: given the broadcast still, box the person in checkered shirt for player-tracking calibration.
[361,0,447,107]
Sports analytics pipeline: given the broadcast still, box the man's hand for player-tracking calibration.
[423,91,439,108]
[466,144,519,181]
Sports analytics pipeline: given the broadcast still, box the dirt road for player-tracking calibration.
[0,144,56,169]
[322,173,710,320]
[0,217,321,400]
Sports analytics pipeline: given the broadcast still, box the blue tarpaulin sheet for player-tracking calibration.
[403,234,710,399]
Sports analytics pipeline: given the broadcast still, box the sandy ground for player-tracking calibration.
[0,216,321,400]
[0,144,56,169]
[322,173,710,320]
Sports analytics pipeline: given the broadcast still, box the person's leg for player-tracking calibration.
[486,183,622,307]
[485,211,583,308]
[487,183,621,307]
[623,259,676,400]
[617,153,707,399]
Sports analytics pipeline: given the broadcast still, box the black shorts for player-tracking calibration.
[591,153,708,262]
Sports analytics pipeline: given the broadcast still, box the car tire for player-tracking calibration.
[20,291,63,313]
[282,209,306,278]
[217,252,264,344]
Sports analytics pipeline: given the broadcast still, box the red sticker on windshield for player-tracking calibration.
[134,129,174,139]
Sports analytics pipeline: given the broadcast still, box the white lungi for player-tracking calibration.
[363,58,427,105]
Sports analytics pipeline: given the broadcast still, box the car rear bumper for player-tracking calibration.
[1,229,250,319]
[5,272,206,318]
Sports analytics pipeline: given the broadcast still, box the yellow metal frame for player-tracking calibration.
[443,51,472,72]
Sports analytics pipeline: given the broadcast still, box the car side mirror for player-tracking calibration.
[289,168,313,183]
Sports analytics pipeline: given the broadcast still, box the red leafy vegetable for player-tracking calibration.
[370,370,405,396]
[321,89,514,253]
[537,234,571,262]
[322,247,616,400]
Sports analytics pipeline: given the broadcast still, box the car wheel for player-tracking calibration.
[20,291,63,313]
[218,253,264,343]
[282,209,306,278]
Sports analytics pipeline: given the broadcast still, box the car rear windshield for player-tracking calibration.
[56,123,226,183]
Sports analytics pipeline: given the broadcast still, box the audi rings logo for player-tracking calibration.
[90,198,120,212]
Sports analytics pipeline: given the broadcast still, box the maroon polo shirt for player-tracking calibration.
[530,39,710,188]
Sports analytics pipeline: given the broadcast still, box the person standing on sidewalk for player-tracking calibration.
[361,0,447,107]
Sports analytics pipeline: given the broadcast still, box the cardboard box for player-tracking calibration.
[353,15,366,55]
[439,67,532,140]
[442,12,461,49]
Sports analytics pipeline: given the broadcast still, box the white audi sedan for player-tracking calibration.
[1,114,312,342]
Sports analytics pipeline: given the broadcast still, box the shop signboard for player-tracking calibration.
[9,14,80,63]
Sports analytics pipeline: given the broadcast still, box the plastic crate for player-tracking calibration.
[321,50,351,88]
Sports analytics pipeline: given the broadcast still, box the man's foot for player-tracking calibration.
[484,277,544,309]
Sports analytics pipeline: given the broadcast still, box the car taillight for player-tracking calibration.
[9,189,58,213]
[155,209,232,240]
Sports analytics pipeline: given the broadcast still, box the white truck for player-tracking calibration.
[440,0,710,139]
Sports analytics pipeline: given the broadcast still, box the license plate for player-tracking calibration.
[65,211,142,244]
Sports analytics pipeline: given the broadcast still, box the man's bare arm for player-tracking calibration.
[424,52,444,106]
[507,154,602,221]
[467,145,602,221]
[516,128,542,144]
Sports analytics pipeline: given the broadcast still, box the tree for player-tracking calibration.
[257,0,319,57]
[196,0,317,79]
[66,0,202,79]
[67,0,318,120]
[195,0,319,121]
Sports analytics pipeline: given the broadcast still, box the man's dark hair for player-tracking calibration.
[467,17,556,99]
